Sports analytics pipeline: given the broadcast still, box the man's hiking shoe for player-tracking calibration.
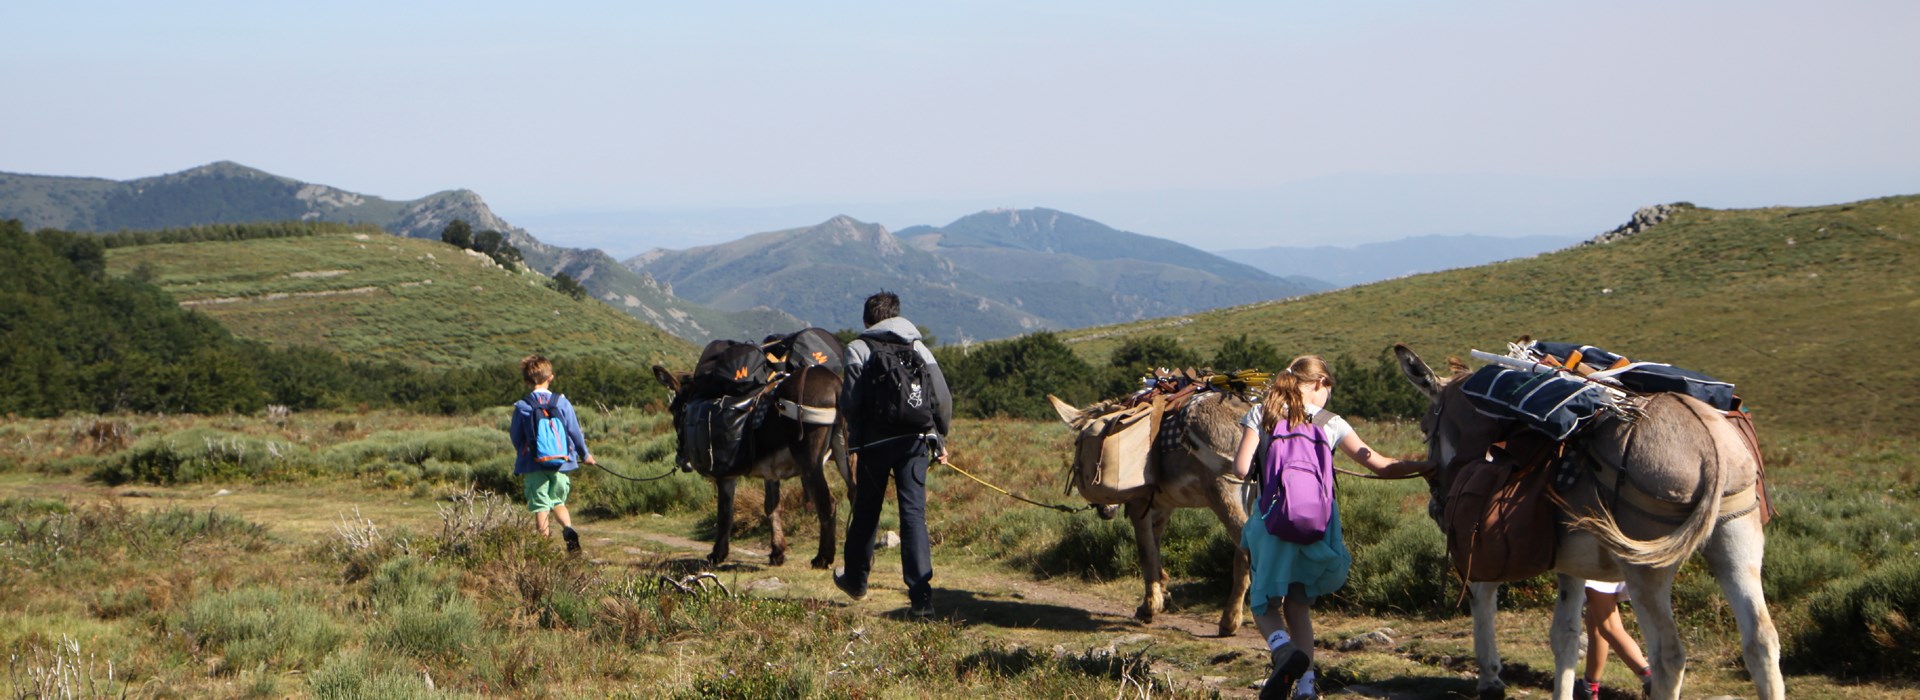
[562,527,581,553]
[909,601,935,618]
[1260,643,1308,700]
[832,571,867,601]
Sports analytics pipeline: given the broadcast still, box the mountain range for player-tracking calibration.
[1218,233,1583,288]
[0,162,794,342]
[626,208,1323,342]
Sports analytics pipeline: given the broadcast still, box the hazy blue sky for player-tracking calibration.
[4,1,1916,252]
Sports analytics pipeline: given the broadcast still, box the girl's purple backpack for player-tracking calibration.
[1258,410,1337,544]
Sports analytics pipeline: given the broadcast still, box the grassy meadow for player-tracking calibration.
[4,406,1916,698]
[102,231,694,371]
[1059,195,1920,437]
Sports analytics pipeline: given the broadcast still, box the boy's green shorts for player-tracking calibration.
[523,471,572,513]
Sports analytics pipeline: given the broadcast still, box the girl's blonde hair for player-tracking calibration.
[1259,355,1333,433]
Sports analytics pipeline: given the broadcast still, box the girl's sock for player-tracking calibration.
[1266,630,1292,651]
[1294,668,1317,697]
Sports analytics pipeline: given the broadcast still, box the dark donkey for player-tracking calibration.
[653,363,849,568]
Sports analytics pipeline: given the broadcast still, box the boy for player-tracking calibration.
[509,354,595,552]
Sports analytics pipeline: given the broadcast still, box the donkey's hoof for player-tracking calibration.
[809,555,833,570]
[1477,685,1506,700]
[706,550,729,566]
[1215,616,1241,637]
[1133,604,1156,623]
[768,551,787,567]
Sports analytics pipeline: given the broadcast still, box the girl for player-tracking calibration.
[1579,580,1653,700]
[1232,355,1429,699]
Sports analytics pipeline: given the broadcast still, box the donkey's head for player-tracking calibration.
[652,365,696,472]
[1394,344,1509,522]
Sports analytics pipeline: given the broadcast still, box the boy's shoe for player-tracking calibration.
[832,570,867,601]
[909,600,935,618]
[1259,643,1308,700]
[562,526,581,553]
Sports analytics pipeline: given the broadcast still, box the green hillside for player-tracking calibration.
[0,162,797,344]
[104,229,694,370]
[1055,196,1920,436]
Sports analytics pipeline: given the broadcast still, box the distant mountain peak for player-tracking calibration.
[166,160,285,182]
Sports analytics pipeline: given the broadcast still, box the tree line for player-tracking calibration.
[933,331,1425,422]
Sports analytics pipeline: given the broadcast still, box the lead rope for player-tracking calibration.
[592,461,681,482]
[941,459,1095,514]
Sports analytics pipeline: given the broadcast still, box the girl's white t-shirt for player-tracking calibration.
[1240,403,1353,447]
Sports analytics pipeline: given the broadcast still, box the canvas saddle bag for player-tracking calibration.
[1070,397,1165,504]
[1445,435,1560,583]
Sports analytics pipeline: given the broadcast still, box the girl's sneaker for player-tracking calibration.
[1290,672,1318,699]
[1259,643,1308,700]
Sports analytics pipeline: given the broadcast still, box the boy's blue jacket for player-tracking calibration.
[510,390,590,474]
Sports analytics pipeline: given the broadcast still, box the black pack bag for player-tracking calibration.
[1531,341,1738,411]
[858,339,938,438]
[781,327,846,377]
[1461,365,1610,441]
[691,339,772,398]
[680,394,759,477]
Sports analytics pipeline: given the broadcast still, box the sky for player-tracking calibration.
[4,1,1917,254]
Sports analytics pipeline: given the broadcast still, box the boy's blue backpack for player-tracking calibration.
[524,392,572,468]
[1257,410,1338,544]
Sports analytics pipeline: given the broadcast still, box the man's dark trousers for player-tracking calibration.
[841,436,933,607]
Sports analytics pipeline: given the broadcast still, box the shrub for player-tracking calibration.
[366,556,482,661]
[94,428,309,485]
[179,586,346,673]
[1025,515,1137,580]
[1790,557,1920,678]
[307,649,444,700]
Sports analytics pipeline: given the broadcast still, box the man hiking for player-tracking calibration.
[833,291,952,618]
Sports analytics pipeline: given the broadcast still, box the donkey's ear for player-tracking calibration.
[1047,395,1084,427]
[1393,344,1442,399]
[652,365,681,393]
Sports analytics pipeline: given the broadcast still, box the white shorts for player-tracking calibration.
[1586,580,1628,599]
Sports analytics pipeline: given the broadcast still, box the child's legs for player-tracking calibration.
[1593,593,1649,674]
[1585,590,1614,680]
[1283,583,1315,662]
[524,471,570,535]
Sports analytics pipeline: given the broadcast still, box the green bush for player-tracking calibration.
[179,587,345,673]
[94,428,310,485]
[675,666,813,700]
[1790,557,1920,678]
[308,649,447,700]
[1336,504,1459,615]
[367,557,481,661]
[1025,514,1138,580]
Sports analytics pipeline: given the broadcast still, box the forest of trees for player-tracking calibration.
[933,331,1424,421]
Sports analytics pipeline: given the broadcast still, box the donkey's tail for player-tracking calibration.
[1570,398,1728,569]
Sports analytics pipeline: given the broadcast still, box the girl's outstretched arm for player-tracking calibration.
[1336,433,1429,478]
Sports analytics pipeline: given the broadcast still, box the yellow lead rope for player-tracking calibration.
[939,460,1095,514]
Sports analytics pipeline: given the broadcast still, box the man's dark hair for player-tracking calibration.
[863,291,900,327]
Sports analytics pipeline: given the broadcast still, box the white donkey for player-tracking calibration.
[1394,345,1782,700]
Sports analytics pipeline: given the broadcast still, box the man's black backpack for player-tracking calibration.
[859,339,938,437]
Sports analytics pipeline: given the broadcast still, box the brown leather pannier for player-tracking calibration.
[1445,444,1559,583]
